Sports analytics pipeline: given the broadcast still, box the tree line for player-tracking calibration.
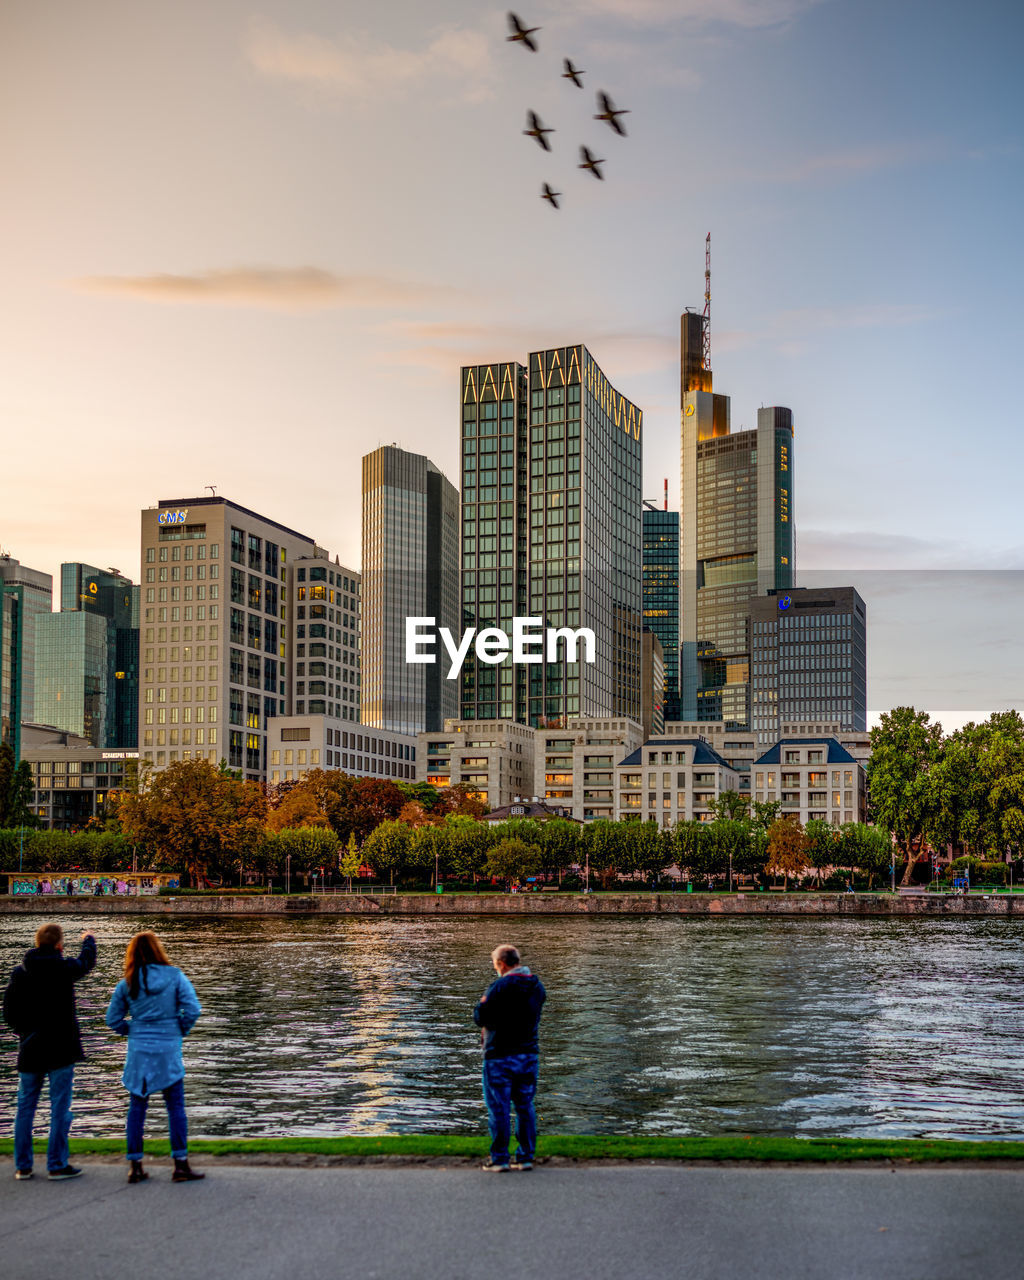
[3,705,1024,887]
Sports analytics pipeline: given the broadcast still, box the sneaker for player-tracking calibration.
[481,1161,510,1172]
[48,1166,83,1180]
[511,1159,534,1171]
[14,1169,33,1181]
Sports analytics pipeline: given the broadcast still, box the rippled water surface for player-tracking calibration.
[2,913,1023,1140]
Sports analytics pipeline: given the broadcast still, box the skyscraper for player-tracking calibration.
[460,346,643,727]
[0,553,53,757]
[750,587,867,745]
[33,563,139,748]
[361,445,460,735]
[139,496,321,781]
[679,283,794,729]
[642,497,680,724]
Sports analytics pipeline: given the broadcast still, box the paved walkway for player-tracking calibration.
[2,1161,1022,1280]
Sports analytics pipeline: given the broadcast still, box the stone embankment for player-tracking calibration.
[2,892,1022,917]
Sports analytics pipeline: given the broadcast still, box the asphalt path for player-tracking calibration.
[2,1161,1022,1280]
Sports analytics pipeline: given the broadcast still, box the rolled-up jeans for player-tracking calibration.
[126,1076,188,1160]
[14,1065,75,1172]
[482,1053,539,1165]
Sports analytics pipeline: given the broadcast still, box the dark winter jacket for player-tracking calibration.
[473,967,546,1060]
[2,936,97,1073]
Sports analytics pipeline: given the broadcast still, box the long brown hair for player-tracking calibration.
[124,931,171,998]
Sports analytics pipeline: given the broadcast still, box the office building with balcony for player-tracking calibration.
[751,737,868,825]
[289,556,361,723]
[416,719,535,810]
[361,445,459,735]
[460,346,643,728]
[0,554,53,758]
[749,587,867,746]
[615,738,740,826]
[534,716,643,822]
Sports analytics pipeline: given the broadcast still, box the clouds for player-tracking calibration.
[567,0,821,28]
[245,19,494,104]
[75,267,456,312]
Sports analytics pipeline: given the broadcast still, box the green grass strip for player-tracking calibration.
[2,1134,1022,1162]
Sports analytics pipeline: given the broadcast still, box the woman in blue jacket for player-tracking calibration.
[105,930,203,1184]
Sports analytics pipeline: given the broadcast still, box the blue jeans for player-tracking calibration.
[482,1054,539,1165]
[14,1065,75,1173]
[126,1077,188,1160]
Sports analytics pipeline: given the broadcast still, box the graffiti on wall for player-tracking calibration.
[10,876,179,896]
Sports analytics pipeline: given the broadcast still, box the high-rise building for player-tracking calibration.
[361,445,460,735]
[679,295,794,729]
[641,629,666,738]
[460,346,643,728]
[289,554,361,723]
[749,587,867,746]
[0,554,53,757]
[33,563,139,749]
[139,496,324,782]
[642,498,680,724]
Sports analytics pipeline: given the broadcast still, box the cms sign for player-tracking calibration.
[158,510,189,526]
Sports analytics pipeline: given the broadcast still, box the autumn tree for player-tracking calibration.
[114,757,267,886]
[765,819,808,888]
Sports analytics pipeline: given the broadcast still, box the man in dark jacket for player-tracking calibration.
[3,922,97,1180]
[473,943,546,1172]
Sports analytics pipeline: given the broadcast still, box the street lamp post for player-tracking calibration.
[584,849,590,894]
[728,850,733,893]
[285,853,291,896]
[19,824,24,873]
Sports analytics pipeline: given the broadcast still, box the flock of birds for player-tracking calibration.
[506,12,631,209]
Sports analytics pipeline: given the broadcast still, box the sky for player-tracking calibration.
[2,0,1022,726]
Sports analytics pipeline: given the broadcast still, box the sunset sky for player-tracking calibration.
[2,0,1022,723]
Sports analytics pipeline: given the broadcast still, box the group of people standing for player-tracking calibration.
[2,923,204,1182]
[3,924,547,1179]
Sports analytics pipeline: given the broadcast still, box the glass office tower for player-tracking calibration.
[0,554,53,757]
[361,445,460,734]
[37,563,140,748]
[642,503,680,724]
[460,345,642,727]
[679,309,794,729]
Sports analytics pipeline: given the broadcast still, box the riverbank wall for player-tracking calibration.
[2,892,1022,917]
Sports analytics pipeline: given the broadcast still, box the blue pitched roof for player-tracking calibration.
[618,738,734,769]
[753,737,857,766]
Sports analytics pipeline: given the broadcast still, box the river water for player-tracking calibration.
[1,912,1022,1141]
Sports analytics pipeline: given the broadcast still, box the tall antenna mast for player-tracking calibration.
[702,231,711,372]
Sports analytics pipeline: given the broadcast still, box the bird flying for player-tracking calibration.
[541,183,561,209]
[562,58,584,88]
[524,110,554,151]
[594,91,630,136]
[578,145,605,180]
[507,12,539,51]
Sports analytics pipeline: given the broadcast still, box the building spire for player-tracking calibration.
[702,232,711,373]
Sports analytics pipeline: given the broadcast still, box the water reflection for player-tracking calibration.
[1,914,1022,1141]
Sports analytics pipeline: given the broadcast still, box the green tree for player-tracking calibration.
[804,819,840,887]
[485,838,544,887]
[621,821,674,881]
[751,800,781,832]
[837,823,891,887]
[444,814,491,880]
[867,707,943,885]
[361,819,412,883]
[0,743,34,829]
[538,818,581,880]
[709,791,750,822]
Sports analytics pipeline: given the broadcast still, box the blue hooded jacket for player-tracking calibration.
[105,963,201,1096]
